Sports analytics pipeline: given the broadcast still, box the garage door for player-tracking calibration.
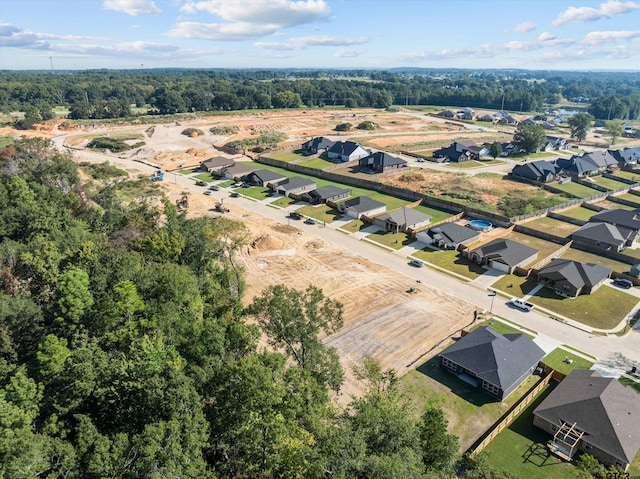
[489,261,510,273]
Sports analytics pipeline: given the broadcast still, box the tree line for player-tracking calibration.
[1,70,639,125]
[1,138,529,478]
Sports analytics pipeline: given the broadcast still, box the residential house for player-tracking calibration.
[301,136,335,155]
[301,185,351,205]
[201,156,236,175]
[544,136,569,151]
[478,114,495,122]
[590,209,640,245]
[556,151,617,177]
[439,326,545,401]
[272,177,317,197]
[571,222,627,253]
[358,151,407,173]
[536,259,611,298]
[520,118,537,126]
[337,196,386,219]
[433,140,487,163]
[499,142,520,157]
[438,110,456,118]
[457,107,475,120]
[609,148,640,168]
[416,222,480,250]
[468,238,539,273]
[533,114,548,122]
[243,169,287,187]
[510,160,559,183]
[326,141,369,163]
[222,162,258,180]
[372,207,432,233]
[533,369,640,471]
[541,121,557,130]
[495,111,518,125]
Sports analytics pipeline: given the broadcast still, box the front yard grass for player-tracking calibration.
[528,284,638,329]
[295,205,341,224]
[234,186,271,200]
[270,196,297,207]
[520,216,581,237]
[444,160,485,169]
[503,231,565,264]
[412,248,487,280]
[550,181,600,198]
[399,355,540,451]
[340,219,366,233]
[218,179,235,188]
[365,230,414,250]
[561,248,632,274]
[619,376,640,394]
[491,274,538,296]
[590,199,636,210]
[482,384,579,479]
[469,318,535,339]
[540,348,595,375]
[193,172,215,182]
[297,157,336,169]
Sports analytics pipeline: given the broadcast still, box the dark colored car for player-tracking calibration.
[304,218,317,225]
[195,180,207,186]
[289,212,302,220]
[209,185,219,191]
[230,192,240,198]
[613,278,633,289]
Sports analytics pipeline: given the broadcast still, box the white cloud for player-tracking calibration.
[103,0,161,16]
[0,23,103,49]
[513,22,536,33]
[167,21,279,41]
[582,30,640,44]
[538,31,556,42]
[335,49,364,58]
[254,41,298,50]
[254,35,369,50]
[552,0,639,26]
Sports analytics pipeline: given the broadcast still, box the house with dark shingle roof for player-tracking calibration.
[609,148,640,168]
[201,156,236,174]
[536,259,611,298]
[571,222,627,252]
[557,151,617,177]
[590,209,640,245]
[243,169,287,187]
[301,136,335,155]
[327,141,369,163]
[337,196,386,219]
[468,238,539,273]
[358,151,407,173]
[433,140,487,163]
[533,369,640,471]
[439,326,545,401]
[272,176,317,197]
[416,222,480,250]
[510,160,559,183]
[223,162,258,180]
[372,207,432,233]
[300,185,351,205]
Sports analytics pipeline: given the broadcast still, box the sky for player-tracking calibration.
[0,0,639,71]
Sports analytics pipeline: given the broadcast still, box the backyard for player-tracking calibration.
[561,248,633,274]
[553,206,597,221]
[503,231,565,265]
[297,157,336,169]
[583,176,630,190]
[589,199,636,210]
[520,216,582,237]
[611,171,640,183]
[267,149,306,162]
[549,181,600,198]
[412,204,459,223]
[610,192,640,206]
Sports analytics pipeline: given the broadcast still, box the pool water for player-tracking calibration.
[469,220,493,232]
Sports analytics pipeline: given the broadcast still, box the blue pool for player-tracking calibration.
[469,220,493,232]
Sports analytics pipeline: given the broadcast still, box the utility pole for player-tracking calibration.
[489,290,497,315]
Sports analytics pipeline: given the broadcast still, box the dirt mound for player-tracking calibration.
[186,148,208,157]
[251,235,286,251]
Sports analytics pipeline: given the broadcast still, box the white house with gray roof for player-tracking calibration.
[338,196,386,219]
[372,207,432,233]
[468,238,539,273]
[417,222,480,249]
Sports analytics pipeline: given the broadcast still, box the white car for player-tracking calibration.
[409,259,425,268]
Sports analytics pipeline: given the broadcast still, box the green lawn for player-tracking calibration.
[585,176,629,190]
[503,231,565,265]
[297,157,336,169]
[412,248,487,280]
[491,274,539,296]
[177,168,199,175]
[621,247,640,260]
[540,348,595,375]
[0,135,14,148]
[619,376,640,394]
[218,179,235,188]
[409,149,435,159]
[611,170,640,183]
[561,248,632,274]
[554,206,597,221]
[520,216,581,237]
[399,356,540,451]
[234,186,271,200]
[295,205,341,223]
[610,192,640,206]
[270,196,297,207]
[469,318,536,339]
[267,149,306,162]
[193,172,215,182]
[521,151,561,160]
[412,204,458,223]
[550,181,600,198]
[444,160,485,169]
[365,230,415,250]
[482,384,579,479]
[340,219,366,233]
[529,283,638,329]
[590,199,637,210]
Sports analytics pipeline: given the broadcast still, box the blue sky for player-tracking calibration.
[1,0,639,70]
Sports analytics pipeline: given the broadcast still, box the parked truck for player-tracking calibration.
[509,298,535,312]
[151,169,164,182]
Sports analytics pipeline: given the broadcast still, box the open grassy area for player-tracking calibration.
[365,230,414,250]
[295,204,341,223]
[553,206,597,221]
[620,247,640,260]
[611,170,640,183]
[269,196,297,207]
[218,179,235,188]
[504,231,565,265]
[409,149,435,159]
[584,176,630,190]
[399,355,540,451]
[340,219,366,233]
[412,248,487,280]
[482,384,579,479]
[619,376,640,393]
[550,181,600,198]
[267,149,306,162]
[193,172,215,182]
[520,216,581,237]
[412,204,458,223]
[491,274,539,296]
[469,318,535,339]
[521,151,561,160]
[235,186,271,200]
[444,160,485,169]
[540,348,595,375]
[590,199,637,210]
[561,248,632,274]
[529,283,638,329]
[297,157,336,169]
[610,192,640,206]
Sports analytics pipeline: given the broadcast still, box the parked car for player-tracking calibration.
[203,190,213,196]
[230,192,240,198]
[613,278,634,289]
[232,182,244,188]
[289,211,302,220]
[304,217,317,225]
[509,298,535,312]
[416,158,425,163]
[209,185,219,191]
[195,180,207,186]
[409,259,425,268]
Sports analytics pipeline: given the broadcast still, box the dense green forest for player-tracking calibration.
[1,69,639,125]
[1,138,524,478]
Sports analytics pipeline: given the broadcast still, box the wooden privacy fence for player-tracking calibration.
[469,372,553,456]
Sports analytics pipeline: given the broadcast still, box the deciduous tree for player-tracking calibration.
[568,112,593,141]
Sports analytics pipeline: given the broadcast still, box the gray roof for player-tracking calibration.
[609,148,640,165]
[470,238,539,267]
[248,169,287,183]
[440,326,545,391]
[591,209,640,232]
[341,196,386,214]
[361,151,407,167]
[511,160,558,180]
[572,222,627,248]
[302,136,335,151]
[537,259,611,291]
[309,185,351,200]
[533,369,640,463]
[375,207,432,227]
[275,176,316,192]
[225,163,257,176]
[328,141,364,156]
[202,156,235,169]
[428,222,480,245]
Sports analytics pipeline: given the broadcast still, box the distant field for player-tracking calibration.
[0,135,14,148]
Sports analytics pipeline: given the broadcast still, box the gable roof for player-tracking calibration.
[302,136,335,151]
[274,176,316,191]
[470,238,538,267]
[428,222,480,245]
[361,151,407,167]
[591,208,640,232]
[341,196,386,214]
[572,222,628,247]
[225,162,257,176]
[609,148,640,165]
[328,141,364,156]
[307,185,350,200]
[533,369,640,463]
[248,169,287,183]
[511,160,558,180]
[440,326,545,390]
[202,156,235,169]
[581,150,617,169]
[537,259,611,291]
[376,207,432,228]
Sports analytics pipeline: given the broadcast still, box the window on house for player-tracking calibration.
[482,381,500,396]
[441,357,457,370]
[551,425,558,432]
[584,444,592,451]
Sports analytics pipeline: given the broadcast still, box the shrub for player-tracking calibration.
[79,161,128,180]
[335,122,352,132]
[210,125,239,135]
[87,137,132,152]
[181,128,204,137]
[357,121,377,130]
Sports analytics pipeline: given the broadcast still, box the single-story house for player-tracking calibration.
[301,136,335,155]
[243,169,287,187]
[272,176,317,196]
[478,114,495,122]
[439,326,545,401]
[557,151,618,177]
[222,162,258,180]
[590,209,640,245]
[201,156,236,174]
[544,136,569,151]
[571,222,627,252]
[327,141,369,163]
[536,259,611,298]
[438,110,456,118]
[533,369,640,471]
[301,185,351,205]
[609,148,640,168]
[433,140,486,163]
[372,207,432,233]
[468,238,539,273]
[457,107,475,120]
[520,118,537,126]
[338,196,386,219]
[358,151,407,173]
[510,160,559,183]
[416,222,480,250]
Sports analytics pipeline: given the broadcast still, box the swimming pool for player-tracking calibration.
[469,220,493,232]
